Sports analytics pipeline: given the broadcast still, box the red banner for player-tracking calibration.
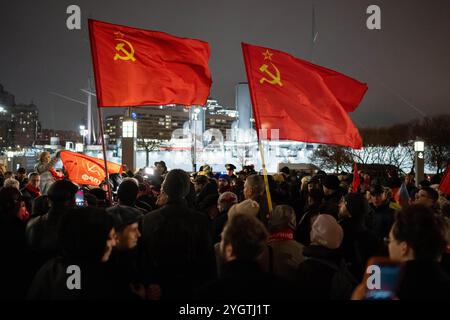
[242,43,367,149]
[60,151,122,186]
[89,19,212,107]
[439,165,450,195]
[352,163,360,192]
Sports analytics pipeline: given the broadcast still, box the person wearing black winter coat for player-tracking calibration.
[141,170,216,300]
[338,193,380,281]
[27,207,117,300]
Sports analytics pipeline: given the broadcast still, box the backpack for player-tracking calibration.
[307,257,358,300]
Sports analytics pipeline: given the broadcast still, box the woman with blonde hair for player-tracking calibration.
[35,151,62,195]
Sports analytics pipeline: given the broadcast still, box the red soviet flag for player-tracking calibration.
[60,151,122,186]
[242,43,367,149]
[88,19,212,107]
[352,162,360,192]
[439,165,450,196]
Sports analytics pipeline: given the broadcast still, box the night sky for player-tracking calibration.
[1,0,449,131]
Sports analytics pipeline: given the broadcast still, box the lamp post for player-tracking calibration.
[79,125,88,145]
[190,107,201,172]
[122,116,137,172]
[414,139,425,187]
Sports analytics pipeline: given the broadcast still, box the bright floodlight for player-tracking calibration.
[122,119,137,138]
[414,140,424,152]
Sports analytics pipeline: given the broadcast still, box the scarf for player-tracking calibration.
[268,229,294,241]
[25,183,41,197]
[49,168,64,180]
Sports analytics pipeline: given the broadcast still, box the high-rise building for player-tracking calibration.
[0,85,15,149]
[105,114,124,146]
[10,103,39,148]
[0,85,41,149]
[104,99,237,146]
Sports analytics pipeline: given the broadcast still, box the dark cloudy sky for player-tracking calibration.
[1,0,449,131]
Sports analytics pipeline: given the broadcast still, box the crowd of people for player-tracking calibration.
[0,154,449,300]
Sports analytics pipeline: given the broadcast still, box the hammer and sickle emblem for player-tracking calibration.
[86,163,102,176]
[114,38,136,62]
[259,63,283,86]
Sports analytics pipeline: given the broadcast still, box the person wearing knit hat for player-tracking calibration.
[310,214,344,249]
[227,199,260,218]
[211,192,239,243]
[268,205,297,232]
[107,205,143,250]
[261,205,304,281]
[161,169,191,200]
[218,174,231,194]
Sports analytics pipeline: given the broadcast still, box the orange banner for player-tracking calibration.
[60,151,122,186]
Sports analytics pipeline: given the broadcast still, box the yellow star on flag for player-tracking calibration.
[262,49,273,60]
[114,31,124,38]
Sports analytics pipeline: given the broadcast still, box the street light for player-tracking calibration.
[122,117,137,171]
[414,139,425,187]
[122,119,137,138]
[79,125,88,145]
[191,107,202,172]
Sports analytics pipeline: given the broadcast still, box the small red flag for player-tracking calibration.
[352,163,360,192]
[60,151,122,186]
[88,19,212,107]
[439,165,450,195]
[242,43,367,149]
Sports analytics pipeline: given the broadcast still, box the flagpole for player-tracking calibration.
[258,139,273,215]
[97,106,112,204]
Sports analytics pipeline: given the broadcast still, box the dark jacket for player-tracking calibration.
[21,184,41,214]
[196,259,294,300]
[0,213,28,299]
[370,202,395,240]
[27,257,116,300]
[194,183,219,211]
[339,217,380,281]
[253,194,271,227]
[396,260,450,300]
[322,189,345,219]
[141,198,216,299]
[25,205,69,273]
[105,248,142,300]
[295,245,344,300]
[211,210,228,244]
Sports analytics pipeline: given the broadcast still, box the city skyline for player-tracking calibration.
[1,0,449,131]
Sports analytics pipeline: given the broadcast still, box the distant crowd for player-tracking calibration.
[0,151,449,300]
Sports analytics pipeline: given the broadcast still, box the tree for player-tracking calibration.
[137,139,162,167]
[413,115,450,174]
[309,145,354,173]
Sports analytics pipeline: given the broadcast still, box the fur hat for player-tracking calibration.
[268,205,296,231]
[310,214,343,249]
[228,199,260,218]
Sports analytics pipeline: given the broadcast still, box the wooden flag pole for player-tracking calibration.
[97,106,113,204]
[258,140,273,215]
